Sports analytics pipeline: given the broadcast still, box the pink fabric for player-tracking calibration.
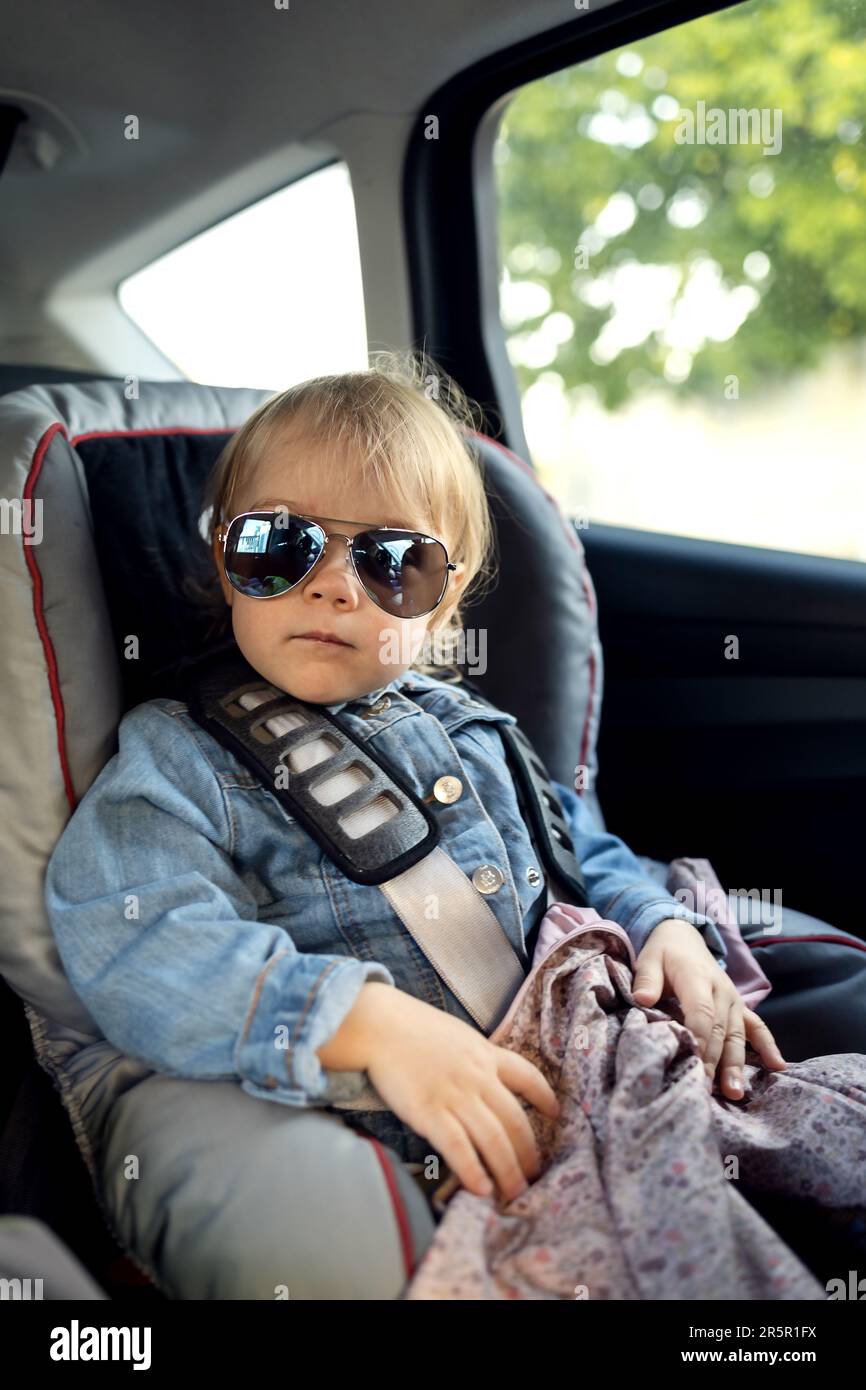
[407,907,866,1300]
[533,855,773,1009]
[665,857,773,1008]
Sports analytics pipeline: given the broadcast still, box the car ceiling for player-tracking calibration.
[1,0,620,371]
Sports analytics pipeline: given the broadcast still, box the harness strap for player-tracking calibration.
[186,651,440,885]
[330,840,529,1119]
[377,845,526,1031]
[497,721,590,960]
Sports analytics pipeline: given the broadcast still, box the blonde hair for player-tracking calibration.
[184,348,500,679]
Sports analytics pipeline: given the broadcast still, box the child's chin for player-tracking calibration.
[284,652,361,703]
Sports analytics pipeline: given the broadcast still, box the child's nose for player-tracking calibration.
[302,536,359,599]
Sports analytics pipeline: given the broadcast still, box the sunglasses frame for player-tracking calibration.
[217,507,458,619]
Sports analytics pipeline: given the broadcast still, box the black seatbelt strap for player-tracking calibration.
[183,646,440,885]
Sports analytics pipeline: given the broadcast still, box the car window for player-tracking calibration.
[493,0,866,561]
[118,161,368,389]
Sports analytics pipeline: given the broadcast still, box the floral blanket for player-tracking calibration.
[405,904,866,1300]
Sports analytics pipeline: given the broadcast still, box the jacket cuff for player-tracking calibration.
[621,900,730,968]
[236,953,395,1106]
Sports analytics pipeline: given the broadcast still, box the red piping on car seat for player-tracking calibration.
[361,1135,417,1284]
[24,420,237,813]
[578,648,597,788]
[104,1253,155,1287]
[748,934,866,956]
[24,421,78,811]
[469,430,598,797]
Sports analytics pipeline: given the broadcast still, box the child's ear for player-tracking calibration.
[449,561,468,605]
[212,525,234,606]
[430,563,467,631]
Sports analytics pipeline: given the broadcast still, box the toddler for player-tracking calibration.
[44,351,787,1299]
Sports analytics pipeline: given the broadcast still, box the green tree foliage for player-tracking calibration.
[496,0,866,410]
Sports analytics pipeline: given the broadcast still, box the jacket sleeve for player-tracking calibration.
[43,701,396,1108]
[550,779,729,967]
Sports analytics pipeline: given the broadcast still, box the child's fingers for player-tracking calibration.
[495,1047,560,1119]
[452,1097,529,1204]
[716,1002,747,1097]
[429,1110,497,1199]
[669,973,718,1066]
[631,955,665,1005]
[744,1009,787,1070]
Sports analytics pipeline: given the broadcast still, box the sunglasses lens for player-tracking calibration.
[353,531,448,618]
[225,513,322,598]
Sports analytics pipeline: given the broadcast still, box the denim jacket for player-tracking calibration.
[44,667,728,1163]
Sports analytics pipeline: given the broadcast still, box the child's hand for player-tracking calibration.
[631,919,787,1100]
[363,988,561,1203]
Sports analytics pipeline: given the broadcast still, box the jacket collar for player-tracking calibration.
[323,675,407,717]
[323,668,460,717]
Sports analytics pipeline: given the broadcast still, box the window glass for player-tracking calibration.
[119,162,368,389]
[494,0,866,560]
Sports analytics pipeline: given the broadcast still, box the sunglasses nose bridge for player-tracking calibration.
[306,529,360,586]
[317,530,353,562]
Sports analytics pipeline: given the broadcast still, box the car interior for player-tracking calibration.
[1,0,864,1305]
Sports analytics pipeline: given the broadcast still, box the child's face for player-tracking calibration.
[213,438,465,706]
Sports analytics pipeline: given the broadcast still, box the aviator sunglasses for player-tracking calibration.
[217,506,457,619]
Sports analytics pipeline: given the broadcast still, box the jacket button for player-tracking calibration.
[472,864,504,894]
[526,866,543,887]
[432,775,463,804]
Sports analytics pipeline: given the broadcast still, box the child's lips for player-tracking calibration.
[292,633,354,648]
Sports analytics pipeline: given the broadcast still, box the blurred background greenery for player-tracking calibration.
[494,0,866,559]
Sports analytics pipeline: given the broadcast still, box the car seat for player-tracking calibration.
[0,375,862,1297]
[0,375,607,1295]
